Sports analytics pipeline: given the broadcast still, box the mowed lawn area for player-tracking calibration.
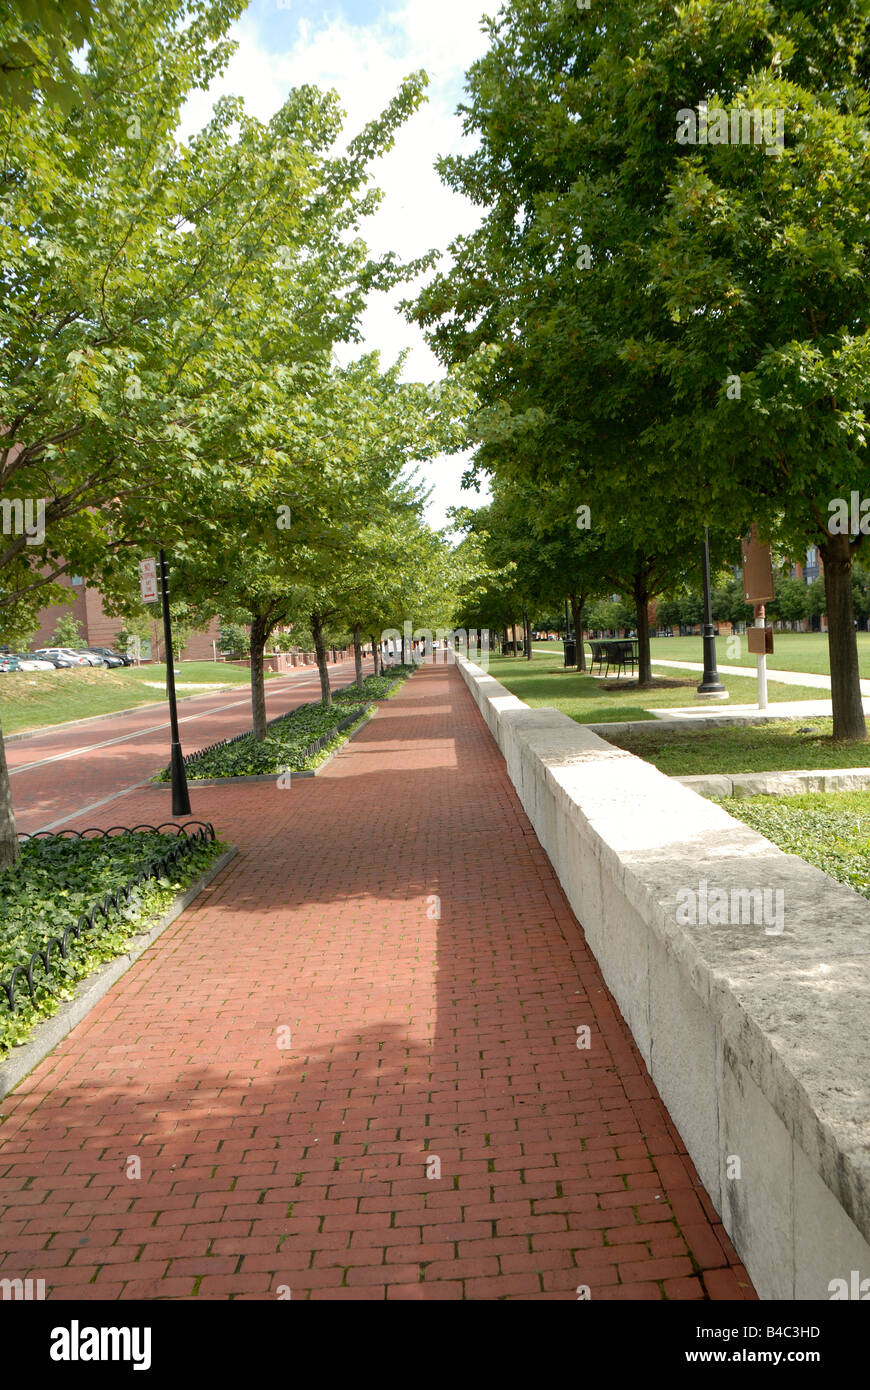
[0,661,284,735]
[488,651,823,725]
[533,631,870,679]
[649,631,869,678]
[606,718,870,776]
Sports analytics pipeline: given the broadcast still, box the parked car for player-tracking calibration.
[0,655,22,672]
[85,647,129,667]
[15,653,55,671]
[71,648,105,666]
[33,648,90,668]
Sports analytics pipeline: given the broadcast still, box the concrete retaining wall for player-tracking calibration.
[456,657,870,1300]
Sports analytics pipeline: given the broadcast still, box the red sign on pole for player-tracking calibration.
[139,558,158,603]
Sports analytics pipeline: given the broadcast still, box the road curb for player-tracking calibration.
[586,709,834,735]
[676,767,870,798]
[0,846,237,1101]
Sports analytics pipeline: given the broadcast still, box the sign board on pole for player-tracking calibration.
[747,625,774,656]
[741,525,775,603]
[139,558,158,603]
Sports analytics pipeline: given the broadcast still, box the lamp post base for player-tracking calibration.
[169,742,192,817]
[696,613,726,698]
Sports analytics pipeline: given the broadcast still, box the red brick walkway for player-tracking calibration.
[0,663,756,1300]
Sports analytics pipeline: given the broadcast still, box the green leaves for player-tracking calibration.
[0,831,223,1049]
[719,790,870,900]
[157,700,374,780]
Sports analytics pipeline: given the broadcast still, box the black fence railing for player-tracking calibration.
[2,822,216,1013]
[292,706,368,765]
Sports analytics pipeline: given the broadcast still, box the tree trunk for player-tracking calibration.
[523,608,532,660]
[569,591,587,671]
[820,532,866,741]
[512,622,518,657]
[353,623,363,687]
[250,614,269,741]
[311,611,332,706]
[370,633,380,676]
[0,722,19,869]
[633,570,653,686]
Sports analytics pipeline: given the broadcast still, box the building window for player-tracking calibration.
[71,575,83,586]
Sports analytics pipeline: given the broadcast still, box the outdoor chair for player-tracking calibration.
[606,639,637,678]
[589,640,607,675]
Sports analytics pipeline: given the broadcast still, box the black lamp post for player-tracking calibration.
[697,528,726,697]
[159,549,192,816]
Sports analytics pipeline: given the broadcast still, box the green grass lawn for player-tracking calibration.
[533,631,869,679]
[0,661,283,735]
[488,651,823,724]
[717,790,870,899]
[605,718,870,776]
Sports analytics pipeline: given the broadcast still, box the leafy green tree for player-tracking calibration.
[770,576,809,629]
[50,612,84,647]
[335,514,457,687]
[624,0,870,737]
[167,601,193,662]
[710,588,733,626]
[159,353,462,729]
[1,0,97,112]
[679,594,704,630]
[0,7,430,860]
[722,576,754,629]
[0,610,37,649]
[410,0,870,733]
[408,2,705,686]
[654,598,682,632]
[218,622,250,658]
[806,577,827,624]
[116,608,152,658]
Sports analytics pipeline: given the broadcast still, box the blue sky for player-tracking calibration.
[179,0,497,528]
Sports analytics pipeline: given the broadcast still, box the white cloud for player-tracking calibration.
[177,0,493,529]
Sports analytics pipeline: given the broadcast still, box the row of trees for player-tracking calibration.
[0,0,470,863]
[408,0,870,740]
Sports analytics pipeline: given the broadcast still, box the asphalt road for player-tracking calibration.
[8,657,370,835]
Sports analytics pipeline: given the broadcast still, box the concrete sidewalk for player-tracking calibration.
[652,656,870,696]
[0,664,755,1300]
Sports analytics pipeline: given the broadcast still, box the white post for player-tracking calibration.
[212,639,217,663]
[755,604,768,709]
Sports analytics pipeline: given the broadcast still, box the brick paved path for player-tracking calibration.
[0,663,756,1300]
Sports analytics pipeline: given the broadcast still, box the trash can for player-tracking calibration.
[563,638,576,668]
